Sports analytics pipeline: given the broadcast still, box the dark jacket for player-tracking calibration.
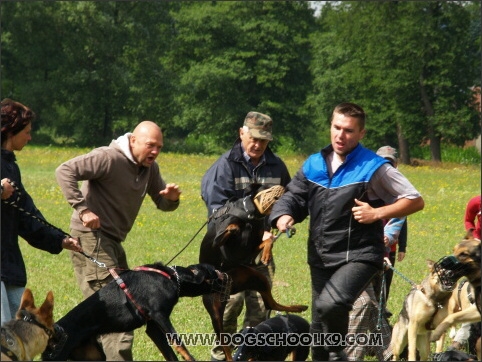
[201,139,291,219]
[270,144,388,269]
[1,149,64,287]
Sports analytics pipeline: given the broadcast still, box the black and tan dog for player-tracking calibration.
[233,314,310,361]
[390,260,454,361]
[1,288,56,361]
[432,279,481,353]
[42,262,230,361]
[430,235,481,358]
[199,184,308,360]
[451,236,481,313]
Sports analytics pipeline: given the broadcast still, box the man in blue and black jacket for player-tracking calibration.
[270,102,424,361]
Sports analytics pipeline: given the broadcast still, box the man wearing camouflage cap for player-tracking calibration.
[201,111,291,361]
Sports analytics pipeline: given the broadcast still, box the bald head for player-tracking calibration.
[130,121,163,167]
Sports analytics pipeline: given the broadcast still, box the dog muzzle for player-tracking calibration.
[43,324,68,360]
[433,255,470,291]
[212,270,232,302]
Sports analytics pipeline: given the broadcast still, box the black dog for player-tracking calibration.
[199,184,308,360]
[43,262,230,361]
[233,314,311,361]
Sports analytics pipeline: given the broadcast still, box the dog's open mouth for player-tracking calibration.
[433,255,471,291]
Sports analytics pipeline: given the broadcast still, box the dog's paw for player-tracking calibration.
[430,326,446,342]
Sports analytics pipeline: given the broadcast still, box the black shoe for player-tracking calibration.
[329,350,348,361]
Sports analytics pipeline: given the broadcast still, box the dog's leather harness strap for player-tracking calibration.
[1,328,19,361]
[109,268,150,321]
[212,197,264,222]
[457,279,475,307]
[133,266,171,279]
[1,344,18,361]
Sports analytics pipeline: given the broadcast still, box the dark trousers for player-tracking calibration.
[310,262,380,361]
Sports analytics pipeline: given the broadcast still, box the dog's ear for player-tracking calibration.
[18,288,35,312]
[39,291,55,326]
[426,259,435,269]
[186,264,213,284]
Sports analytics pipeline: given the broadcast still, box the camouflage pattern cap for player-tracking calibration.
[243,111,273,141]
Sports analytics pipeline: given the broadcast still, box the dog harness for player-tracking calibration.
[457,278,475,308]
[109,266,172,321]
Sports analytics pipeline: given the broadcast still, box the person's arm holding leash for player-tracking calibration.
[55,148,110,230]
[1,178,14,199]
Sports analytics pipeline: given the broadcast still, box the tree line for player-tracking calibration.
[1,1,480,162]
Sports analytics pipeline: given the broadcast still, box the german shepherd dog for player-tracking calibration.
[430,235,481,358]
[451,236,481,314]
[432,235,481,313]
[42,262,230,361]
[233,314,311,361]
[433,279,481,353]
[199,184,308,360]
[390,260,454,361]
[1,289,56,361]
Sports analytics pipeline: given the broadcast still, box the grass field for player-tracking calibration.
[14,145,481,361]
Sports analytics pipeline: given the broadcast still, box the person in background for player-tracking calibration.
[270,103,424,361]
[55,120,181,360]
[464,195,481,240]
[449,194,481,351]
[345,272,393,361]
[1,98,82,323]
[201,111,291,361]
[345,146,410,361]
[376,145,408,304]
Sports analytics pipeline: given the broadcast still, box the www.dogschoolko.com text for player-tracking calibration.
[166,332,383,347]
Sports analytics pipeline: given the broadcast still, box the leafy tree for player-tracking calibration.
[307,1,480,162]
[2,2,176,146]
[165,1,317,152]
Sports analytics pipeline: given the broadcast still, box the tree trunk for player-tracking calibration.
[429,134,442,161]
[396,123,410,165]
[419,73,442,162]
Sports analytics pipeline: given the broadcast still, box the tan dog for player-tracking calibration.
[390,260,453,361]
[1,288,55,361]
[433,279,480,352]
[451,236,481,313]
[430,279,481,353]
[430,236,481,359]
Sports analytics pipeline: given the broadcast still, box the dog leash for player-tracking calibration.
[2,180,107,268]
[376,273,387,331]
[265,227,297,318]
[165,219,209,265]
[384,261,418,289]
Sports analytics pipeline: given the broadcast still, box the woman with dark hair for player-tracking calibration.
[1,98,82,323]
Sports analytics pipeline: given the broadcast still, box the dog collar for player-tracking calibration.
[18,310,54,340]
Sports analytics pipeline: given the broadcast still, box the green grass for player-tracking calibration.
[15,146,481,361]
